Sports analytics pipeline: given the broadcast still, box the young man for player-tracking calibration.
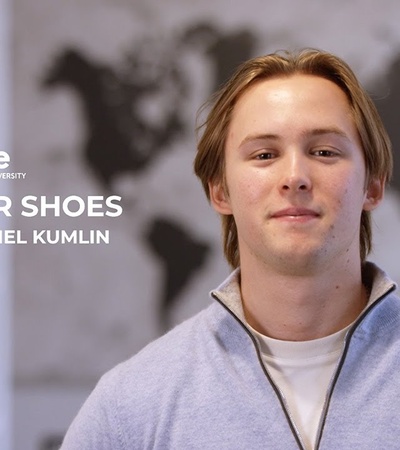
[61,50,399,450]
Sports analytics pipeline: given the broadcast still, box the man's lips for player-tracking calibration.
[270,207,320,219]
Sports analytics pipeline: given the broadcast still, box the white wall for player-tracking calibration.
[0,0,12,448]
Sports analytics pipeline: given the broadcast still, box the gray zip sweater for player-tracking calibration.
[61,262,400,449]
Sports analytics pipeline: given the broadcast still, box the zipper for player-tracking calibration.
[211,292,306,450]
[313,282,396,450]
[212,282,396,450]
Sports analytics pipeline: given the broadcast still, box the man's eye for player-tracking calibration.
[314,149,336,157]
[256,152,275,160]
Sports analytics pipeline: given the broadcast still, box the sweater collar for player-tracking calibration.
[211,262,397,325]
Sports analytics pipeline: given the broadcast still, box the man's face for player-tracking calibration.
[209,75,383,274]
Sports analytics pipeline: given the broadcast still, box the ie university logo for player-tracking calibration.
[0,151,10,170]
[0,150,27,179]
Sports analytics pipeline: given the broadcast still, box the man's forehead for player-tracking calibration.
[236,74,346,104]
[226,75,356,144]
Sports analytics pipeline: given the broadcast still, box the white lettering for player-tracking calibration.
[87,196,105,217]
[0,230,27,244]
[33,229,46,244]
[40,196,61,217]
[0,196,12,216]
[62,196,85,217]
[20,196,123,217]
[0,151,10,170]
[21,196,39,217]
[105,195,123,217]
[32,229,109,244]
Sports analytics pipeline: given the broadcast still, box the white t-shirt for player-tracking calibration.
[249,325,350,450]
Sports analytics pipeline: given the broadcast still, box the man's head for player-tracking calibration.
[194,49,392,268]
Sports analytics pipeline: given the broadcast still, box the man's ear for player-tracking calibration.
[363,177,385,211]
[208,181,232,215]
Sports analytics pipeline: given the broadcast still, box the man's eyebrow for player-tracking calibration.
[239,127,351,148]
[239,133,280,148]
[306,127,351,141]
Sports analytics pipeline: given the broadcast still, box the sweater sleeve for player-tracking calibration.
[60,369,126,450]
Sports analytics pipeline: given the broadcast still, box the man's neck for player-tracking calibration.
[240,258,367,342]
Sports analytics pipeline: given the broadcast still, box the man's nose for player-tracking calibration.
[280,153,312,192]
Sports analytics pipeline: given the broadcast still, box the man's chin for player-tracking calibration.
[270,248,326,275]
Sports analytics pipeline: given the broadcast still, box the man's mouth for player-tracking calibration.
[271,207,320,220]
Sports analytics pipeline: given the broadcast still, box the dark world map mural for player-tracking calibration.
[374,55,400,193]
[40,21,257,332]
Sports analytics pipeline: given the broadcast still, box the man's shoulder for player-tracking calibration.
[61,302,237,449]
[99,301,227,393]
